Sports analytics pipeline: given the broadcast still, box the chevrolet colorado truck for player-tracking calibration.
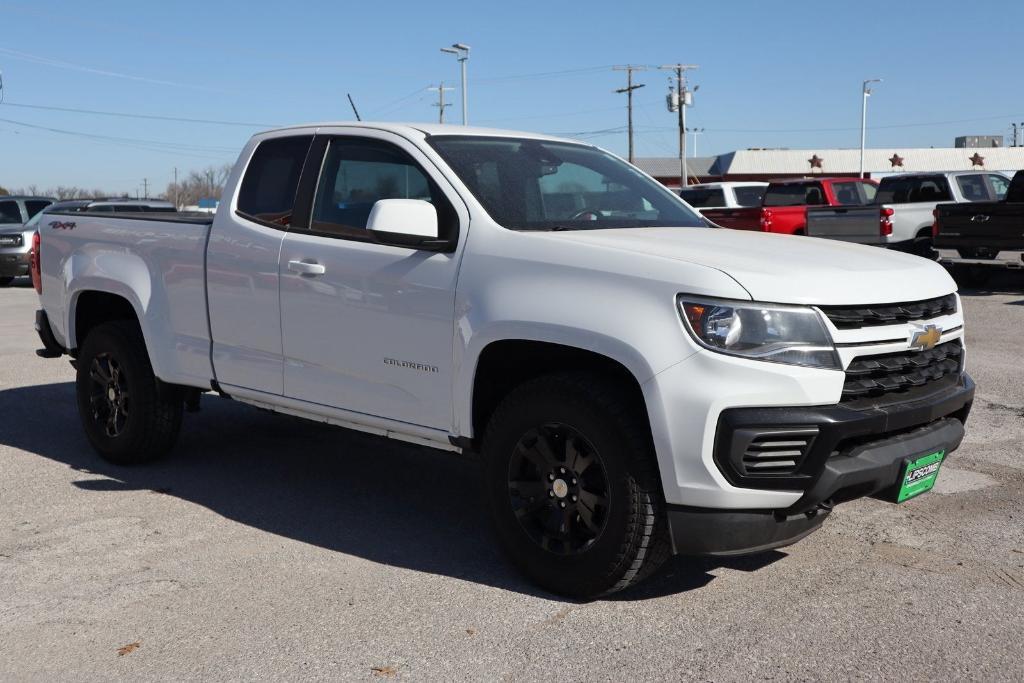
[806,171,1010,256]
[933,169,1024,285]
[32,123,974,598]
[704,177,877,235]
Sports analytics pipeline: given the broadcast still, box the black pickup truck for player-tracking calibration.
[934,169,1024,284]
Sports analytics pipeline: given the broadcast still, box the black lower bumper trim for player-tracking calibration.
[667,504,829,557]
[714,374,975,491]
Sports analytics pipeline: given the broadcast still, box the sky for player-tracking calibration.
[1,0,1023,196]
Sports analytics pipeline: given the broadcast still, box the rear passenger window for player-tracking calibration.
[0,200,21,223]
[987,174,1010,200]
[957,175,990,202]
[763,184,808,207]
[309,137,457,242]
[25,200,52,218]
[237,135,314,227]
[876,176,951,204]
[679,188,726,208]
[732,186,765,207]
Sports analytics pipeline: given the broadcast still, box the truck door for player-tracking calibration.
[277,132,466,430]
[206,134,315,395]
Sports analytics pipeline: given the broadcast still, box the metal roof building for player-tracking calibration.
[634,148,1024,185]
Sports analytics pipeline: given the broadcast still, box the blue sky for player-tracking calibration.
[2,0,1023,195]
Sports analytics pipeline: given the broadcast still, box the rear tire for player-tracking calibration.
[0,276,14,287]
[482,372,670,598]
[76,321,183,464]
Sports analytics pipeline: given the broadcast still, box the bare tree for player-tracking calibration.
[165,164,232,208]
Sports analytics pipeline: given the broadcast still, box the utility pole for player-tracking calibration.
[613,65,647,164]
[686,127,705,158]
[860,78,882,178]
[440,43,470,124]
[659,64,698,188]
[173,167,178,208]
[142,177,148,199]
[429,82,454,123]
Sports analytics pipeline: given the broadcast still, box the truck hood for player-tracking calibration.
[544,227,956,305]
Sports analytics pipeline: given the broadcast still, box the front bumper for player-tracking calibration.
[668,374,974,556]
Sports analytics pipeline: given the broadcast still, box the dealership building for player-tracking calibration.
[635,147,1024,187]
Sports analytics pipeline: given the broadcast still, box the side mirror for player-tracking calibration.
[366,199,439,246]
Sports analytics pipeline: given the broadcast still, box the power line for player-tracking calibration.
[472,65,614,85]
[0,101,277,128]
[0,47,224,93]
[0,116,235,159]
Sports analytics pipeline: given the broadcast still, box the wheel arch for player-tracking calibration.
[460,333,657,449]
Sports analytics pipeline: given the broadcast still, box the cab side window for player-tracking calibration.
[987,174,1010,200]
[0,200,22,224]
[237,135,314,227]
[309,138,457,243]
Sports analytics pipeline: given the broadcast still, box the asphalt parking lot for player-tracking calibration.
[1,273,1023,681]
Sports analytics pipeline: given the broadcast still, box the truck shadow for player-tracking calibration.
[0,381,785,601]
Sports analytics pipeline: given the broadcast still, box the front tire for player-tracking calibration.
[76,321,183,464]
[0,276,14,287]
[482,372,669,598]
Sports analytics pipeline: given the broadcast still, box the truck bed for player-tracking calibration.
[38,211,215,388]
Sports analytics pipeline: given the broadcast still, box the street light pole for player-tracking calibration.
[860,78,882,179]
[686,127,705,157]
[441,43,470,125]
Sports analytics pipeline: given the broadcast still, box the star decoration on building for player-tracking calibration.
[808,154,823,169]
[969,152,985,167]
[889,153,904,168]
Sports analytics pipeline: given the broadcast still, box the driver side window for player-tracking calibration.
[310,138,458,242]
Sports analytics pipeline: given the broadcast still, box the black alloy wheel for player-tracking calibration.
[87,353,130,438]
[507,422,610,555]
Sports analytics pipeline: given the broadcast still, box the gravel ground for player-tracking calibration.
[1,273,1022,681]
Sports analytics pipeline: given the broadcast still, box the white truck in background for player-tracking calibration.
[31,123,974,598]
[677,182,767,211]
[806,171,1011,255]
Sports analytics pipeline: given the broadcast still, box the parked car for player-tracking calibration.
[806,171,1010,255]
[678,182,767,211]
[0,196,55,285]
[933,169,1024,284]
[32,123,973,598]
[703,177,877,234]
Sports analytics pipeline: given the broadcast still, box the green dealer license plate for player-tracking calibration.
[897,451,944,503]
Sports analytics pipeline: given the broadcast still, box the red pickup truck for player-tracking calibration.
[703,178,878,235]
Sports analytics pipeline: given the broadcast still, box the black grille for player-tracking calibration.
[820,294,957,329]
[842,341,962,403]
[741,429,817,476]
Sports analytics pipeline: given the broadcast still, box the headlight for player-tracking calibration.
[678,296,840,370]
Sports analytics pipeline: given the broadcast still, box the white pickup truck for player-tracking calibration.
[32,123,975,598]
[678,182,767,210]
[806,171,1011,255]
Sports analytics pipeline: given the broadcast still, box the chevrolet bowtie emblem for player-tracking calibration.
[909,324,942,351]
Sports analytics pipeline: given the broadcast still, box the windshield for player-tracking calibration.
[427,135,705,231]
